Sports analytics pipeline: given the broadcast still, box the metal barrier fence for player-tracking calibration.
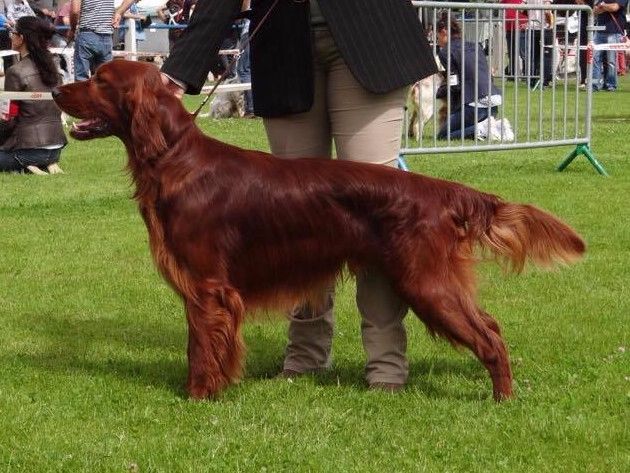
[402,1,607,175]
[0,8,614,174]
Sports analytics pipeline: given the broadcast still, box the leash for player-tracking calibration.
[192,0,280,119]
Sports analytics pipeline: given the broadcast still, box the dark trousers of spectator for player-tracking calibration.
[505,29,524,77]
[0,148,62,172]
[579,20,588,85]
[0,30,15,73]
[237,31,253,114]
[220,35,238,80]
[437,106,498,140]
[525,29,554,86]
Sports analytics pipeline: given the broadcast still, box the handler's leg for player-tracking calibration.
[263,37,335,374]
[325,33,410,387]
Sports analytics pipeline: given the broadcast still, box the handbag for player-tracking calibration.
[0,118,16,145]
[608,11,629,42]
[0,100,19,146]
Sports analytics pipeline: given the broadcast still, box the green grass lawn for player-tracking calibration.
[0,78,628,472]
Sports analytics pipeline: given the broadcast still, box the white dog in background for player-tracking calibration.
[407,72,445,141]
[407,52,447,141]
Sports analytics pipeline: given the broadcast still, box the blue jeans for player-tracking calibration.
[593,32,621,90]
[74,31,113,81]
[237,31,254,114]
[437,106,496,140]
[0,148,63,172]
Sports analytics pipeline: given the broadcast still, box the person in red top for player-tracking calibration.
[501,0,528,78]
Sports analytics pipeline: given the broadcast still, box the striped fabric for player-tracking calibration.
[78,0,115,34]
[162,0,437,114]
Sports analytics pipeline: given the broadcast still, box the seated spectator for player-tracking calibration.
[435,13,502,140]
[0,16,67,174]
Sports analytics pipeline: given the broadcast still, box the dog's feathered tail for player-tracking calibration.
[478,200,585,272]
[449,188,586,273]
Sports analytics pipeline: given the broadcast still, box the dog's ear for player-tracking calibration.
[126,71,168,159]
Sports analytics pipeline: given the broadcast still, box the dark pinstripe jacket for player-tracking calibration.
[161,0,437,117]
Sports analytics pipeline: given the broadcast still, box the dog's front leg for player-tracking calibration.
[184,281,245,399]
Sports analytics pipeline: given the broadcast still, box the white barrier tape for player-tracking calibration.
[591,42,630,51]
[201,83,251,93]
[0,91,52,100]
[0,83,252,101]
[48,48,241,57]
[544,43,630,51]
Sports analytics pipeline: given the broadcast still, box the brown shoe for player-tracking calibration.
[369,382,404,393]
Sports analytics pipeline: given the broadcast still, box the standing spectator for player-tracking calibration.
[523,0,554,88]
[575,0,594,88]
[69,0,114,81]
[501,0,528,78]
[29,0,57,24]
[592,0,628,91]
[54,0,71,43]
[157,0,196,53]
[0,16,66,174]
[118,0,146,50]
[236,0,252,117]
[31,0,66,46]
[218,19,239,80]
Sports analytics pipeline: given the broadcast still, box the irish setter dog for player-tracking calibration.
[53,61,585,401]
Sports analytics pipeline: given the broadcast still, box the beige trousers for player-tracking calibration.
[263,28,409,385]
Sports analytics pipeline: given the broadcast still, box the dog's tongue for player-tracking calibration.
[70,118,104,139]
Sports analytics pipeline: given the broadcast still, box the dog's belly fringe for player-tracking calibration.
[142,205,198,301]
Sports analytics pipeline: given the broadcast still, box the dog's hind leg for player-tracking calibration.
[184,280,245,399]
[394,270,512,401]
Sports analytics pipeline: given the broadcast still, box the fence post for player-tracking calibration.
[555,8,607,175]
[124,18,137,61]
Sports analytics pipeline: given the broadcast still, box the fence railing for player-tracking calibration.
[402,1,607,175]
[0,7,612,174]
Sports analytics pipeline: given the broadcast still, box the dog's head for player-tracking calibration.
[53,60,188,159]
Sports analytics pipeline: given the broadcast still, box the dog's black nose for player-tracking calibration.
[51,87,61,99]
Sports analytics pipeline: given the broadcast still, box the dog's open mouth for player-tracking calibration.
[70,118,112,140]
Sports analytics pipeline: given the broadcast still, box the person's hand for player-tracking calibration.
[545,11,554,27]
[112,10,122,27]
[161,73,185,99]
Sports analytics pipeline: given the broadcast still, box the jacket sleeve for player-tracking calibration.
[4,66,23,92]
[160,0,242,95]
